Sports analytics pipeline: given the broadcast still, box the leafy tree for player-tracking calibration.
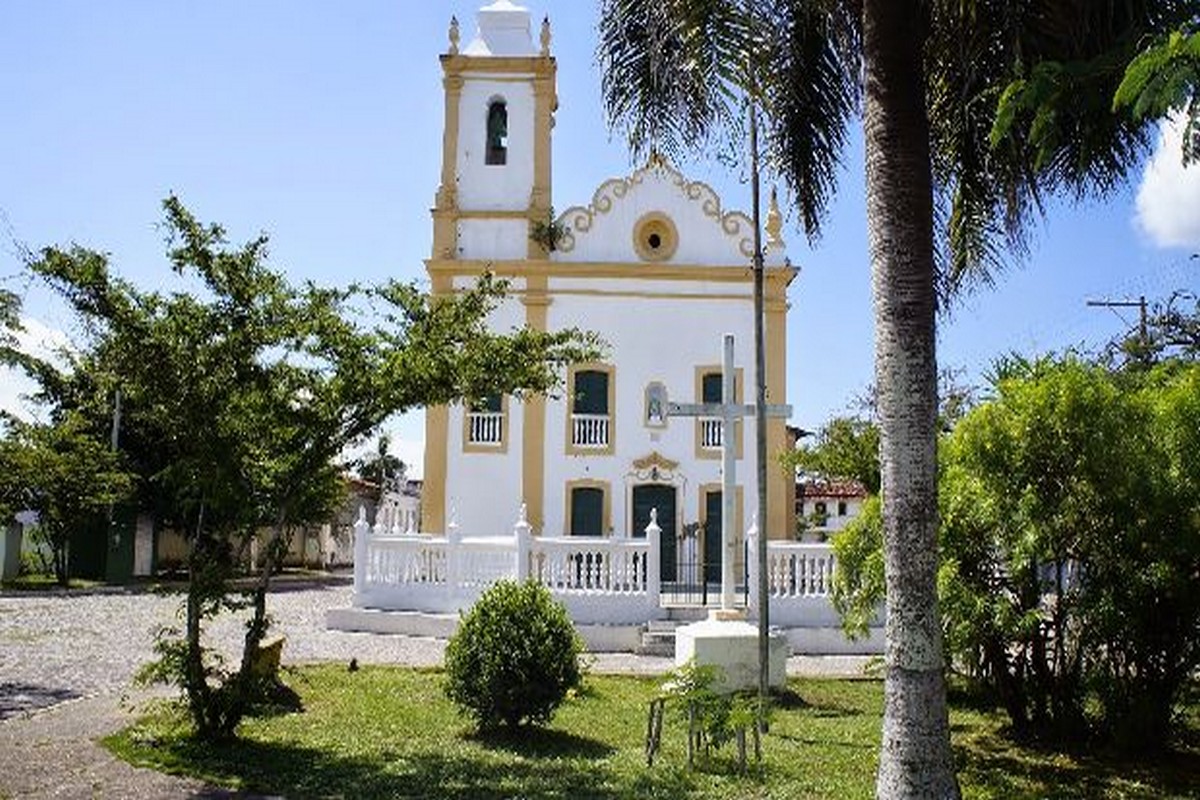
[25,196,598,740]
[353,433,406,501]
[1107,290,1200,366]
[788,416,880,495]
[834,357,1200,750]
[598,2,1189,790]
[1114,26,1200,166]
[0,411,133,585]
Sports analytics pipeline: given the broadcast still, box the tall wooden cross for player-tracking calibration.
[668,333,791,611]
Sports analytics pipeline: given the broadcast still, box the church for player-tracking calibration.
[419,0,798,584]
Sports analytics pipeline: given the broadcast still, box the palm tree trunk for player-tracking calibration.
[863,0,959,796]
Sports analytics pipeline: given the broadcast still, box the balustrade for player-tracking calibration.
[571,413,610,448]
[467,411,504,445]
[352,507,842,627]
[700,417,722,449]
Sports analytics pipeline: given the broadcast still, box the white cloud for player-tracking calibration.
[1135,114,1200,249]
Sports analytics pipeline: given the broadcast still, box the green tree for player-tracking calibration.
[1114,26,1200,165]
[0,411,132,585]
[1107,290,1200,366]
[25,196,598,740]
[834,358,1200,749]
[598,3,1189,792]
[788,416,880,495]
[353,433,407,501]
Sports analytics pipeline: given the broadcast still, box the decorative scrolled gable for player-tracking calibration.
[553,156,761,265]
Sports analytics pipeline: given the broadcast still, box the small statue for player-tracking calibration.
[540,16,552,57]
[448,15,460,55]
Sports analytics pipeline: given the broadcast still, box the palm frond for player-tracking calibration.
[758,0,861,240]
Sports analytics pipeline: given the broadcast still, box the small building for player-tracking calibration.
[795,476,869,540]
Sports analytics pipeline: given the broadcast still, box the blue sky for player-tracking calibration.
[2,2,1197,476]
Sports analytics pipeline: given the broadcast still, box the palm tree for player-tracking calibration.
[597,1,1191,796]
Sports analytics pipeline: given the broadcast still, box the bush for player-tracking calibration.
[444,580,583,729]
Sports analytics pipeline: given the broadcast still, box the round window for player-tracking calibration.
[632,213,678,262]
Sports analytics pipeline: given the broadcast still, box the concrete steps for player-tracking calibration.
[635,606,711,656]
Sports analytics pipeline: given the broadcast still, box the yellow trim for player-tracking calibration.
[456,209,534,220]
[461,394,509,454]
[432,70,463,260]
[427,258,798,286]
[462,75,548,83]
[564,479,613,536]
[693,365,744,461]
[547,288,750,301]
[698,483,745,566]
[522,274,548,531]
[422,404,449,533]
[765,296,792,541]
[421,273,453,533]
[441,54,557,77]
[528,61,556,259]
[631,212,679,262]
[631,451,680,472]
[565,362,616,457]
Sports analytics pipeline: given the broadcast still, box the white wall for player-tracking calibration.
[455,77,535,212]
[555,162,754,266]
[542,287,759,537]
[443,283,526,534]
[457,218,529,260]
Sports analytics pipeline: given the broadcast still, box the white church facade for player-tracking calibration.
[420,1,797,568]
[331,1,884,655]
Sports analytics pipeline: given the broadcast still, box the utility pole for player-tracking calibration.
[1087,296,1148,348]
[749,94,770,733]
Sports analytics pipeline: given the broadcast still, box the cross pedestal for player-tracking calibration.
[667,333,789,692]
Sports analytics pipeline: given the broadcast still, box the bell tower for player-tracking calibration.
[432,1,556,263]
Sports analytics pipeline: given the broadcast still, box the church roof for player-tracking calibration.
[553,156,788,267]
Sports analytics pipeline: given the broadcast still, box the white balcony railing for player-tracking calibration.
[351,509,855,632]
[467,411,504,445]
[571,413,610,448]
[352,507,661,625]
[700,417,722,449]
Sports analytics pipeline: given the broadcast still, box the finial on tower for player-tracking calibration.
[540,15,551,56]
[448,15,460,55]
[766,186,785,249]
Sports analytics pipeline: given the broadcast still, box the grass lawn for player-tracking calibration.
[105,665,1200,799]
[0,573,103,590]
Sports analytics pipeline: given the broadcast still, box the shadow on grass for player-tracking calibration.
[955,731,1200,799]
[770,687,810,710]
[110,728,697,800]
[468,725,616,759]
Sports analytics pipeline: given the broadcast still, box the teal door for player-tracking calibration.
[703,490,723,587]
[631,484,676,582]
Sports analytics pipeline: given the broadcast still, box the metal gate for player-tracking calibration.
[658,488,747,607]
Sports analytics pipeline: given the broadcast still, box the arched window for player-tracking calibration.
[485,100,507,165]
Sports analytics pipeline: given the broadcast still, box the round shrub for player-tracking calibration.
[444,579,583,729]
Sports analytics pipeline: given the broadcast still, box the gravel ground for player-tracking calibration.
[0,583,872,799]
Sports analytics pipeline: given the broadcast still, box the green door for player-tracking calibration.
[631,484,676,582]
[703,490,723,587]
[569,487,605,536]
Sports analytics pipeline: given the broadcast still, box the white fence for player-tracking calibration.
[570,413,611,448]
[352,507,847,628]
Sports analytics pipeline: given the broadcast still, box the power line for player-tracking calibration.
[1086,296,1148,343]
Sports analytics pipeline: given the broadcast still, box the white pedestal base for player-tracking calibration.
[674,611,789,693]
